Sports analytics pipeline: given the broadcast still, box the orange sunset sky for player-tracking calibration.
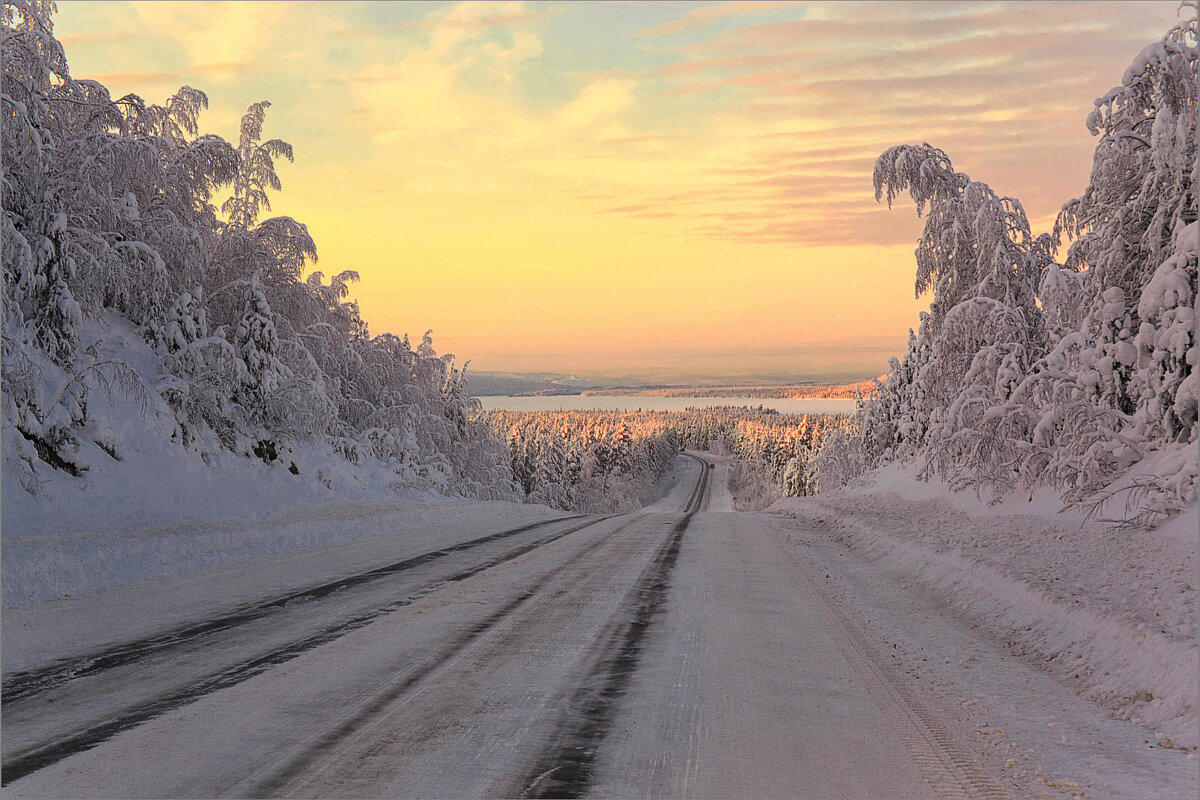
[52,1,1186,381]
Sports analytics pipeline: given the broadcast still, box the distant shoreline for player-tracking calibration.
[576,379,880,400]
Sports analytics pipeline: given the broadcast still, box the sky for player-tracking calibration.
[52,0,1187,382]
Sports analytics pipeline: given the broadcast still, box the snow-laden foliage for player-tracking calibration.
[671,406,850,499]
[488,407,850,512]
[1,1,518,501]
[488,411,681,512]
[820,9,1198,522]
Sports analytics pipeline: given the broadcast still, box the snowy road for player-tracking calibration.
[3,454,1195,798]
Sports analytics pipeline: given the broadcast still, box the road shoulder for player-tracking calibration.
[770,493,1198,799]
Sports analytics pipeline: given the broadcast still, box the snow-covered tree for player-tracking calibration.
[233,274,285,404]
[1132,221,1197,442]
[222,101,292,231]
[2,2,520,501]
[866,144,1047,487]
[818,8,1198,521]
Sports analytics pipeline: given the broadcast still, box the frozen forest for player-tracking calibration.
[2,0,518,504]
[488,408,848,512]
[819,11,1198,525]
[0,0,857,520]
[3,0,1195,526]
[3,4,1197,796]
[488,411,681,512]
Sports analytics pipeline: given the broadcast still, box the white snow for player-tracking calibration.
[1,316,465,538]
[1,497,568,673]
[4,452,1194,798]
[1,465,703,799]
[1,455,691,672]
[774,462,1199,752]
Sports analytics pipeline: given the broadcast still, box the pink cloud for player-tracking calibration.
[684,207,921,247]
[632,1,801,39]
[598,204,651,214]
[333,8,546,38]
[57,30,132,47]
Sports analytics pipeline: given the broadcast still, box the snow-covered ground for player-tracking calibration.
[3,453,1196,798]
[1,455,704,796]
[0,316,461,542]
[1,455,698,673]
[773,463,1198,780]
[2,497,570,673]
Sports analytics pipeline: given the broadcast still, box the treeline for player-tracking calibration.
[489,407,851,512]
[487,411,680,512]
[819,13,1197,523]
[1,1,517,500]
[673,407,851,499]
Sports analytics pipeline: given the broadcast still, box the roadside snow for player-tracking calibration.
[2,316,551,614]
[2,497,567,608]
[1,456,693,672]
[1,498,568,672]
[1,313,527,551]
[774,462,1198,752]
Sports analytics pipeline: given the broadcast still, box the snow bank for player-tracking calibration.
[0,318,558,607]
[1,375,466,607]
[1,422,441,540]
[1,496,567,675]
[774,463,1198,751]
[1,315,474,538]
[2,495,566,609]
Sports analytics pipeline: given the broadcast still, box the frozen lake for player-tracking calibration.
[476,395,857,415]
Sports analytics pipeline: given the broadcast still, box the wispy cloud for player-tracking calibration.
[565,0,1187,247]
[49,0,1192,374]
[76,60,264,91]
[631,1,801,39]
[56,29,131,47]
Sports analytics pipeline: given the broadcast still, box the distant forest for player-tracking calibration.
[489,408,850,512]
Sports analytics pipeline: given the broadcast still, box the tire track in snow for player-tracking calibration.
[245,513,655,798]
[0,515,606,786]
[2,515,583,705]
[774,520,1008,800]
[680,453,710,515]
[252,453,712,797]
[517,454,709,799]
